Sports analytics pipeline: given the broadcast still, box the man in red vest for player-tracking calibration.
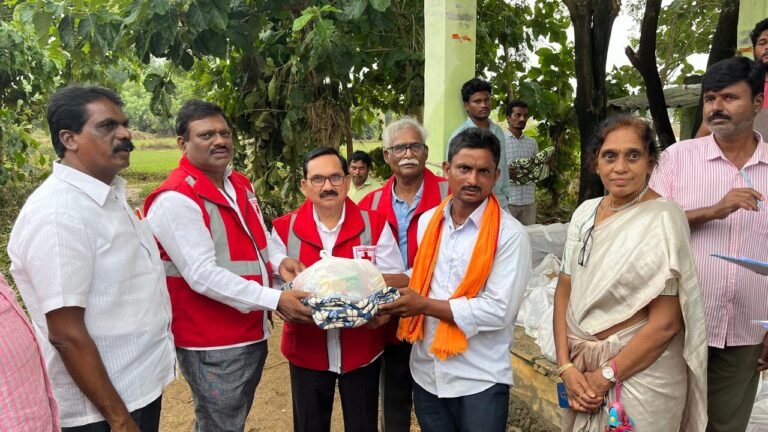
[271,147,406,432]
[144,100,311,431]
[357,117,448,432]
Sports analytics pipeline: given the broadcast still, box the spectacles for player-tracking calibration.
[577,223,595,267]
[308,174,345,187]
[387,143,426,157]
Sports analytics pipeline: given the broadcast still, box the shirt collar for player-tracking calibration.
[441,197,490,229]
[312,205,346,233]
[353,177,374,190]
[704,132,768,165]
[52,162,125,207]
[504,129,528,140]
[392,180,424,204]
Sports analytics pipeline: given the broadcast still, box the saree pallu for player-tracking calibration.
[563,199,708,432]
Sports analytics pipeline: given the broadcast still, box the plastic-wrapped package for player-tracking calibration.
[293,251,387,302]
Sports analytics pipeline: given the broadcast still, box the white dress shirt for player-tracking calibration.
[410,198,531,398]
[270,205,405,373]
[8,163,176,427]
[146,176,283,349]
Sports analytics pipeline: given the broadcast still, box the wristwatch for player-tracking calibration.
[601,363,616,383]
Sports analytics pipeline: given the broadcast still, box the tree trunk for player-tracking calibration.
[625,0,676,149]
[563,0,620,202]
[690,0,740,137]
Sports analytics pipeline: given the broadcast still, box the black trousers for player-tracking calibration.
[61,396,162,432]
[289,358,381,432]
[380,342,414,432]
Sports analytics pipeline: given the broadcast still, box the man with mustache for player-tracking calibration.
[270,147,405,432]
[8,86,176,431]
[447,78,512,212]
[144,100,311,431]
[348,150,381,203]
[357,117,448,432]
[650,57,768,432]
[379,128,531,432]
[504,100,539,225]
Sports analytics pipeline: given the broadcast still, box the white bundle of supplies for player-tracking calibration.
[293,251,386,302]
[516,253,560,362]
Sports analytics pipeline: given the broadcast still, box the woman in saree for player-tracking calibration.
[553,115,708,431]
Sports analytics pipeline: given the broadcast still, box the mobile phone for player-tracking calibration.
[556,382,569,408]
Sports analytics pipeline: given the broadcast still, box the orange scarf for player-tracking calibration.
[397,194,501,360]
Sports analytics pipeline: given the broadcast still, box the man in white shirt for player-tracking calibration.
[270,147,406,432]
[380,128,531,432]
[8,85,176,431]
[144,100,311,431]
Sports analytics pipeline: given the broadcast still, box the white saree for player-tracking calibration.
[563,199,708,432]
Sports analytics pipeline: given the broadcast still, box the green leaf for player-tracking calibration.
[343,0,367,19]
[149,0,170,16]
[32,11,52,44]
[143,73,163,92]
[57,15,75,48]
[369,0,391,12]
[187,3,209,33]
[14,2,36,23]
[292,13,314,32]
[179,50,194,71]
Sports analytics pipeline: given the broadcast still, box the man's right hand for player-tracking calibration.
[276,290,314,324]
[712,188,763,219]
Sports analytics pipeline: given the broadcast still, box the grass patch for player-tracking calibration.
[133,137,177,150]
[125,149,180,175]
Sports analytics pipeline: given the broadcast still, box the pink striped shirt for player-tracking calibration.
[650,134,768,348]
[0,273,59,431]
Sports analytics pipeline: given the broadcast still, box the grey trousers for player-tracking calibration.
[508,203,536,225]
[177,342,268,432]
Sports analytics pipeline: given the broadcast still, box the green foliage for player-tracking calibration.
[5,0,584,209]
[656,0,718,85]
[477,0,579,207]
[0,19,56,185]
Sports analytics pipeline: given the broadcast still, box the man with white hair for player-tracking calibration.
[358,117,448,432]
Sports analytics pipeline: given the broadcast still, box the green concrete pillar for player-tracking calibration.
[423,0,477,168]
[737,0,768,53]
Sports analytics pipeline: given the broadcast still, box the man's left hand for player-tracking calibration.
[278,258,305,282]
[378,288,427,317]
[758,333,768,371]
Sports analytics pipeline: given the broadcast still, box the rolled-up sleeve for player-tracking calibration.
[449,226,531,338]
[146,191,281,313]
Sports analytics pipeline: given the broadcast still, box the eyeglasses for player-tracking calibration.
[308,174,345,187]
[386,143,426,157]
[577,223,595,267]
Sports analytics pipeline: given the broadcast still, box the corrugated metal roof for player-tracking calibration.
[608,84,701,110]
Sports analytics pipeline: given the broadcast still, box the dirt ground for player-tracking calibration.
[158,320,557,432]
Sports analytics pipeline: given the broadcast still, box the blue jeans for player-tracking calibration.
[177,341,268,432]
[413,382,509,432]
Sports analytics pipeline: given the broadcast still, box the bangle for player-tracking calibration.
[557,362,575,376]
